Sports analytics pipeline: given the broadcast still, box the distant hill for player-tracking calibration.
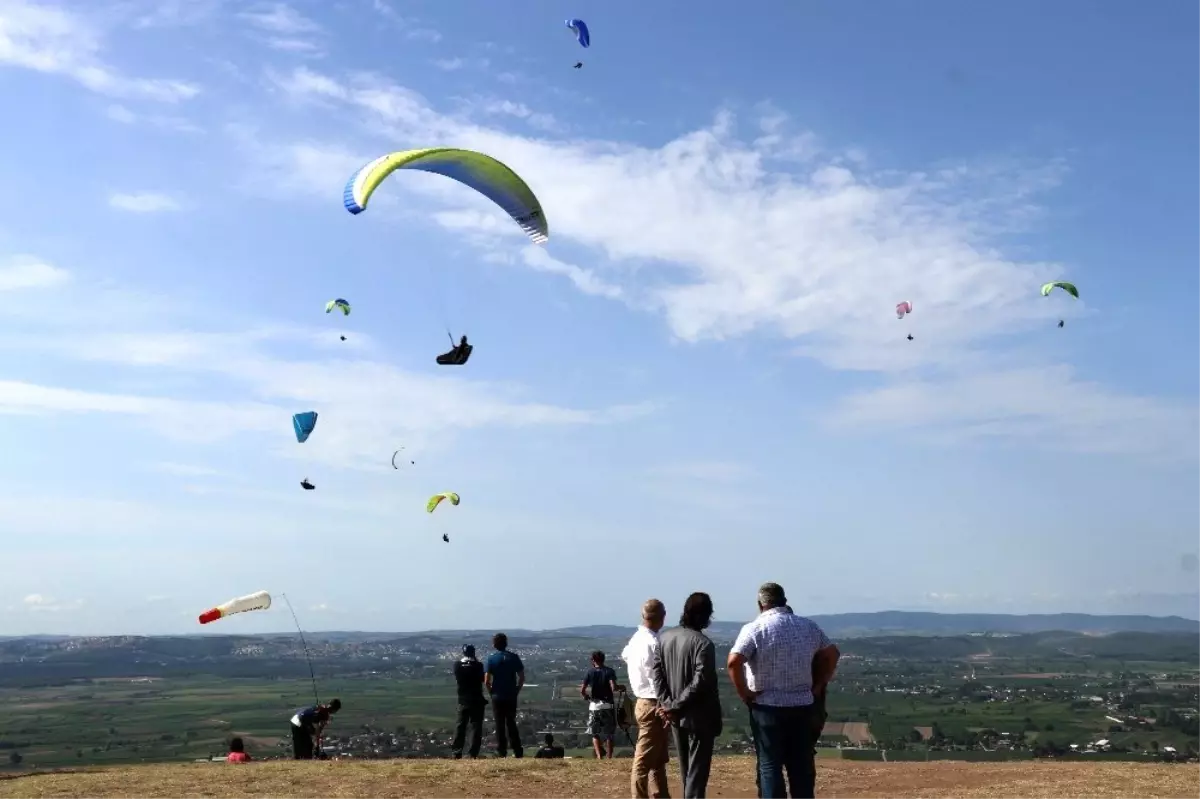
[549,611,1200,640]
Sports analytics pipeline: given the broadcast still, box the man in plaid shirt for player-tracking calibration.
[727,583,840,799]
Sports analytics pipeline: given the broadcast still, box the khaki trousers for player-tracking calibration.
[632,698,671,798]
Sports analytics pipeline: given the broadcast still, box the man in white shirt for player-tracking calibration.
[621,598,670,798]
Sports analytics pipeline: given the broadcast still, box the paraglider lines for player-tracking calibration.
[280,593,320,707]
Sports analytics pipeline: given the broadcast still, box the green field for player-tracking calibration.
[1,674,467,767]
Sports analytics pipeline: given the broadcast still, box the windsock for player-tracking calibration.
[198,590,272,625]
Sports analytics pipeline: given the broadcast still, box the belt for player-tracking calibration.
[635,696,658,702]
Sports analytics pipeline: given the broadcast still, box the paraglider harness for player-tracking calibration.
[614,687,635,745]
[437,332,473,366]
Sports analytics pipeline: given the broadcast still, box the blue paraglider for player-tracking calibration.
[293,411,318,443]
[566,19,590,48]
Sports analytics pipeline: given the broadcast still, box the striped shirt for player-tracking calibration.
[731,607,831,707]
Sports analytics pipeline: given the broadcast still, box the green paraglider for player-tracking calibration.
[1040,281,1078,299]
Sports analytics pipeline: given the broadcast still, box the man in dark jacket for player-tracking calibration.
[452,644,487,759]
[652,592,723,799]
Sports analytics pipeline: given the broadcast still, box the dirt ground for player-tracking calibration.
[1,756,1196,798]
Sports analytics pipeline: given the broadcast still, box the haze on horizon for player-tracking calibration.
[0,0,1196,637]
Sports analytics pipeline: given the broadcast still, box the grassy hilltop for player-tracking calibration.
[1,757,1196,798]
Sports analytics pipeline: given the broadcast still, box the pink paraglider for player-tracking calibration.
[896,301,913,319]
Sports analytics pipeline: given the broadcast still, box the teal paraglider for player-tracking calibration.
[293,412,318,443]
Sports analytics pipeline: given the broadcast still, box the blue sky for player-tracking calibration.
[0,0,1196,635]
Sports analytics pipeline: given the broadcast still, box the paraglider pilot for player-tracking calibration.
[301,478,315,491]
[443,533,450,543]
[906,334,914,341]
[290,698,341,759]
[437,335,474,366]
[1058,320,1064,328]
[574,62,583,69]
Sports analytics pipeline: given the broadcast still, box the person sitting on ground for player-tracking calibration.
[535,733,565,759]
[226,736,251,763]
[582,650,620,759]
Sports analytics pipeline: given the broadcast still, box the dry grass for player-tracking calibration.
[1,757,1196,798]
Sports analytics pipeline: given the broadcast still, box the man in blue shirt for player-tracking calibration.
[485,632,526,757]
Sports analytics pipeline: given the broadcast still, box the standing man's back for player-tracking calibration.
[728,582,840,799]
[485,632,526,758]
[452,644,487,759]
[653,592,723,799]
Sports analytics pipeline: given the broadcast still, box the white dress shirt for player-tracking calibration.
[620,624,661,700]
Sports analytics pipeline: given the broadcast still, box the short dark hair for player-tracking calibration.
[680,592,714,631]
[758,582,787,609]
[544,733,554,745]
[229,737,244,753]
[493,632,508,651]
[591,650,605,665]
[328,698,342,712]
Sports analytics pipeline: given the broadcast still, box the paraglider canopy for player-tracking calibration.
[392,449,415,469]
[566,18,590,47]
[343,148,549,244]
[325,298,351,315]
[427,492,461,513]
[293,411,318,443]
[896,301,913,319]
[1040,281,1078,299]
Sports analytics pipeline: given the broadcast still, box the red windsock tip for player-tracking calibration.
[198,609,221,624]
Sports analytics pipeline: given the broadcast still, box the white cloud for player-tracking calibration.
[0,0,199,101]
[366,0,441,41]
[238,2,319,35]
[21,593,84,612]
[238,2,325,55]
[0,256,69,290]
[476,98,558,132]
[433,57,464,71]
[151,462,225,478]
[827,365,1198,458]
[239,67,1194,457]
[265,37,323,54]
[130,0,226,29]
[108,191,182,212]
[0,289,658,467]
[104,103,203,133]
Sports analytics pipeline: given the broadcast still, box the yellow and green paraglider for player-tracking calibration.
[1041,281,1078,328]
[427,491,460,543]
[342,148,549,244]
[325,298,351,341]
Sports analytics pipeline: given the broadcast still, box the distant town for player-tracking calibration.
[1,613,1196,768]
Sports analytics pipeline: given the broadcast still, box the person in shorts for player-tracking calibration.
[581,650,620,759]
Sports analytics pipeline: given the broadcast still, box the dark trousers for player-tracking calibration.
[291,724,314,759]
[491,697,523,757]
[453,702,485,758]
[671,726,715,799]
[749,704,818,798]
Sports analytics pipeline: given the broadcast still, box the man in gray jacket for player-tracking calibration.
[652,592,722,799]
